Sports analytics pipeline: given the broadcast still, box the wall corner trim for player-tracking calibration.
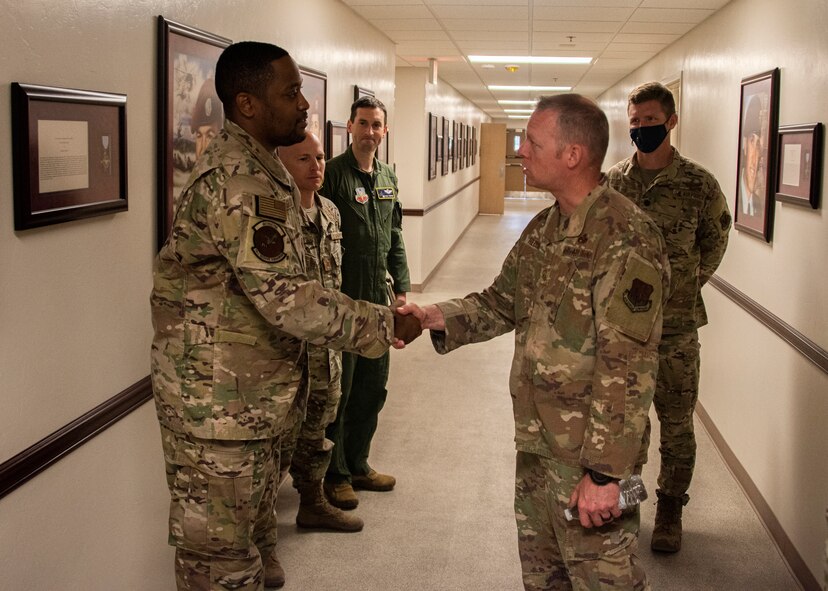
[0,376,152,500]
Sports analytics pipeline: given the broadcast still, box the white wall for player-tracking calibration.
[394,67,489,286]
[0,0,396,588]
[598,0,828,583]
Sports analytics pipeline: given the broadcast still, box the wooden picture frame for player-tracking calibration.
[451,121,458,173]
[354,85,375,102]
[300,65,327,155]
[157,16,231,250]
[12,83,128,231]
[734,68,779,242]
[775,122,822,209]
[428,113,438,180]
[382,130,390,164]
[441,117,450,176]
[471,126,477,166]
[327,120,349,159]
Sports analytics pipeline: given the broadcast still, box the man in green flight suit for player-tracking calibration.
[321,96,411,510]
[606,81,731,553]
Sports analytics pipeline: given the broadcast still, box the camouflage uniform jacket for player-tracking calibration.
[431,183,670,479]
[300,194,344,389]
[606,148,730,333]
[320,145,410,304]
[151,120,394,441]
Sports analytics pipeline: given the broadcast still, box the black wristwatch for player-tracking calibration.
[587,469,618,486]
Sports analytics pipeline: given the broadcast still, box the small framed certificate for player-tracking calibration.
[775,122,822,209]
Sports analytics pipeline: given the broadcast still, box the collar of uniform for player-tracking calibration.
[544,181,607,242]
[223,119,294,189]
[344,144,380,176]
[629,146,681,183]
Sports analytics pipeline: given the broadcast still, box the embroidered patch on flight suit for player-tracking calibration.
[256,195,287,221]
[376,187,395,199]
[605,252,662,343]
[355,187,369,204]
[250,220,287,263]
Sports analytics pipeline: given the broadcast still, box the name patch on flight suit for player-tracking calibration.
[376,187,395,199]
[355,187,369,204]
[605,252,662,342]
[251,220,287,263]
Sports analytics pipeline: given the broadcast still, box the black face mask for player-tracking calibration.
[629,124,668,153]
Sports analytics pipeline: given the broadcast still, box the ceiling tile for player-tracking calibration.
[533,6,635,21]
[533,20,622,33]
[613,32,681,44]
[630,7,715,23]
[641,0,730,8]
[430,5,529,19]
[389,29,452,40]
[371,18,442,30]
[350,4,433,18]
[534,0,638,6]
[439,18,528,31]
[619,21,694,34]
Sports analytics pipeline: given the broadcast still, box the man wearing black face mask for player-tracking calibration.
[606,81,731,554]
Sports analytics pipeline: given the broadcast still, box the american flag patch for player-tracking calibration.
[256,195,287,221]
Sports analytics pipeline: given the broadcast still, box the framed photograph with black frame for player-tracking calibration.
[327,120,349,159]
[775,122,822,209]
[734,68,779,242]
[451,121,458,173]
[157,16,231,250]
[12,83,128,231]
[428,113,438,180]
[471,126,477,166]
[382,130,390,164]
[354,85,375,102]
[441,117,450,176]
[300,65,327,154]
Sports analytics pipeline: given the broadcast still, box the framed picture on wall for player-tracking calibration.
[382,130,390,164]
[774,122,822,209]
[354,85,375,102]
[157,16,231,250]
[326,120,349,159]
[441,117,450,176]
[471,126,477,166]
[428,113,438,180]
[299,65,327,155]
[12,83,128,230]
[451,121,458,173]
[734,68,779,242]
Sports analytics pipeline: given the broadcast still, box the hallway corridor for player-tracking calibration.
[275,196,802,590]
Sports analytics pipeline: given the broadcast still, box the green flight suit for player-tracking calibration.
[320,145,411,480]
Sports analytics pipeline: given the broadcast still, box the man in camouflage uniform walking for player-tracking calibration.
[150,42,420,591]
[399,94,670,590]
[606,81,731,553]
[277,133,364,535]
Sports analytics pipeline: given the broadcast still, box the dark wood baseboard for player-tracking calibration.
[0,376,152,500]
[696,401,820,591]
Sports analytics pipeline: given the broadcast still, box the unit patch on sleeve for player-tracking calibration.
[605,252,662,342]
[251,220,287,263]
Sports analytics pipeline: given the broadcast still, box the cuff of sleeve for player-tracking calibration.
[360,307,394,359]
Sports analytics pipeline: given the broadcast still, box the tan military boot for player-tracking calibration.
[263,551,285,589]
[351,469,396,491]
[651,493,686,553]
[297,482,364,531]
[323,479,359,509]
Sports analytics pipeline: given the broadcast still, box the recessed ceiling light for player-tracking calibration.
[470,55,591,65]
[498,100,538,105]
[489,85,571,92]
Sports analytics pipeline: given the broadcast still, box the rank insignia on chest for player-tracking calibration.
[355,187,369,204]
[251,220,287,263]
[376,187,395,200]
[330,231,343,240]
[623,278,654,313]
[323,258,332,272]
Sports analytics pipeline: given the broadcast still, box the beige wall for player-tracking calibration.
[0,0,396,588]
[598,0,828,583]
[394,67,489,286]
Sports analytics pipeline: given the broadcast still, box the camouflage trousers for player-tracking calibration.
[652,331,700,500]
[279,381,342,487]
[515,452,650,591]
[160,426,281,591]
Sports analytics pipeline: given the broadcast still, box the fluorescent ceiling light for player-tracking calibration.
[504,109,535,114]
[507,115,531,119]
[489,85,571,92]
[498,100,537,105]
[470,55,591,65]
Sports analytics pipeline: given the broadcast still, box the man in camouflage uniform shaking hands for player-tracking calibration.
[607,81,731,553]
[398,94,670,590]
[150,42,420,591]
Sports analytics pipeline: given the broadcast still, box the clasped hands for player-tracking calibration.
[390,301,445,349]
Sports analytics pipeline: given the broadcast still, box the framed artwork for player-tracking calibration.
[451,121,458,173]
[300,65,327,154]
[458,124,465,170]
[354,85,375,102]
[157,16,231,249]
[326,120,349,159]
[441,117,450,176]
[12,83,128,231]
[382,130,390,164]
[734,68,779,242]
[471,126,477,166]
[775,122,822,209]
[428,113,438,180]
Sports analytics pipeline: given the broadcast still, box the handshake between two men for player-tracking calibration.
[391,302,444,349]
